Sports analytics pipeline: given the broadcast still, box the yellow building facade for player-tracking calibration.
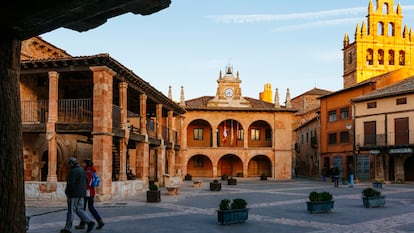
[343,0,414,88]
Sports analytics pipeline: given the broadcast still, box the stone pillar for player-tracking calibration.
[156,104,163,139]
[158,145,166,186]
[167,149,175,175]
[90,66,115,200]
[244,129,249,148]
[46,71,59,182]
[213,165,218,177]
[136,141,149,179]
[212,128,217,148]
[139,94,147,135]
[243,164,248,178]
[119,82,128,181]
[168,111,174,143]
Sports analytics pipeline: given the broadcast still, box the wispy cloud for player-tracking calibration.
[272,17,361,32]
[207,7,366,24]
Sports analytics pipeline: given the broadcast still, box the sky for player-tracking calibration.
[42,0,414,102]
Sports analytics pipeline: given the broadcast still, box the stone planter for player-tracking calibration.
[221,174,228,181]
[217,209,249,225]
[146,190,160,203]
[260,175,268,180]
[306,201,334,213]
[228,178,237,185]
[210,182,222,191]
[184,174,192,181]
[372,182,383,189]
[362,196,386,208]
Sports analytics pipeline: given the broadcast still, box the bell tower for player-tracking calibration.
[343,0,414,88]
[207,66,251,108]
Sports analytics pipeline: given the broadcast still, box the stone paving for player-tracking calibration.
[26,178,414,233]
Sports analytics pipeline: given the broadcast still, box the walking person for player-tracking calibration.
[349,164,355,188]
[76,159,104,230]
[333,167,340,188]
[61,157,95,233]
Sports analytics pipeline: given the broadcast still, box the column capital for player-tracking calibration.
[48,71,59,79]
[90,66,117,76]
[119,81,128,89]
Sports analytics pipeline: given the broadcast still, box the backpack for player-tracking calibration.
[90,172,100,188]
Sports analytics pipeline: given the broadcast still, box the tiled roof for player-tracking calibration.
[293,88,332,99]
[352,76,414,102]
[185,96,296,112]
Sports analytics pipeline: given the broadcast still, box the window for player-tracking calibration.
[306,132,309,143]
[348,52,353,64]
[251,129,260,141]
[399,50,405,65]
[328,110,337,122]
[193,157,204,168]
[367,102,377,109]
[364,121,377,145]
[193,128,204,140]
[389,23,395,36]
[366,49,374,65]
[378,22,384,36]
[328,133,337,145]
[237,129,244,140]
[383,3,389,15]
[301,134,304,144]
[396,97,407,105]
[389,50,395,65]
[340,131,350,143]
[378,49,384,65]
[265,128,272,141]
[340,107,350,120]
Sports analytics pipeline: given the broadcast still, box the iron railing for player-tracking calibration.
[112,105,121,128]
[58,98,92,123]
[21,100,48,123]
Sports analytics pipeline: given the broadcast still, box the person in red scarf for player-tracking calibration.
[75,159,104,230]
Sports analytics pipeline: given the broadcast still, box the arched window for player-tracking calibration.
[366,49,374,65]
[399,50,406,66]
[388,22,395,36]
[389,50,395,65]
[383,3,389,14]
[378,22,384,35]
[378,49,384,65]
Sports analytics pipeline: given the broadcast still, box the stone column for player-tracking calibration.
[139,94,147,135]
[46,71,59,182]
[119,82,128,181]
[244,129,249,148]
[136,141,149,179]
[213,165,218,177]
[158,145,166,186]
[212,128,217,148]
[90,66,115,200]
[156,104,163,139]
[167,149,176,175]
[168,111,174,143]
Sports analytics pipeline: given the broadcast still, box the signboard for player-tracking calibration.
[389,148,413,154]
[370,150,380,154]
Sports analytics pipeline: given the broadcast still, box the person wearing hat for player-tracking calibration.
[61,157,95,233]
[75,159,104,230]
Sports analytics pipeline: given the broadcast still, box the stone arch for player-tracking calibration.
[186,154,213,177]
[248,120,272,147]
[404,156,414,181]
[367,49,374,65]
[217,154,243,177]
[248,155,272,177]
[388,50,395,65]
[378,22,384,35]
[383,2,389,15]
[187,119,213,147]
[56,136,69,181]
[388,22,395,36]
[217,119,244,147]
[399,50,406,65]
[378,49,384,65]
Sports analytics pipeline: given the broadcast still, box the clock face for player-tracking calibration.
[225,88,234,98]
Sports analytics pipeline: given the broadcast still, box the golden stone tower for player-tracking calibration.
[343,0,414,88]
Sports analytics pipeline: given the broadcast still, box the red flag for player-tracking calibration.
[222,121,227,144]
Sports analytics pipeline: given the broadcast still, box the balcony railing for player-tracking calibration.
[58,98,93,123]
[112,105,121,128]
[388,130,414,145]
[162,126,169,141]
[21,100,48,123]
[356,134,386,147]
[146,118,157,138]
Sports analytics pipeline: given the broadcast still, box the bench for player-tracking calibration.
[166,186,180,195]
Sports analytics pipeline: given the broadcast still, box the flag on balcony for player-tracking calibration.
[231,120,234,146]
[235,122,239,146]
[223,120,228,143]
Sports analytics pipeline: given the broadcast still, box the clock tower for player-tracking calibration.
[207,66,251,108]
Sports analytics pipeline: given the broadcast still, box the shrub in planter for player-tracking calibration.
[341,177,348,185]
[210,180,222,191]
[260,173,268,180]
[217,198,248,225]
[147,183,160,203]
[362,188,386,208]
[228,177,237,185]
[221,174,228,180]
[307,191,334,213]
[184,173,192,181]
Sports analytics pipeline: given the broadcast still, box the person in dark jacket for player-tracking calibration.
[60,157,95,233]
[76,159,104,230]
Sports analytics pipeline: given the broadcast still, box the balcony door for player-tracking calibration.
[395,118,409,145]
[364,121,377,146]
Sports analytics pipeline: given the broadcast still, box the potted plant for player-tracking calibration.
[146,183,161,203]
[184,173,192,181]
[217,198,248,225]
[372,179,384,189]
[221,174,228,181]
[362,188,386,208]
[210,180,222,191]
[227,176,237,185]
[341,177,348,185]
[260,173,268,180]
[306,191,334,213]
